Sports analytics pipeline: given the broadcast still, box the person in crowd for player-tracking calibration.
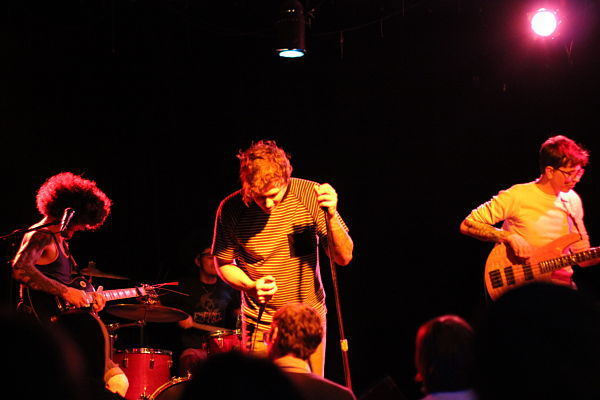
[414,314,477,400]
[183,351,304,400]
[474,282,600,400]
[266,302,356,400]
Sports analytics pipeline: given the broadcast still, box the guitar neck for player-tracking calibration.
[85,287,146,303]
[537,246,600,274]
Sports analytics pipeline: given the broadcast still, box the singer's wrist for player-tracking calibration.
[241,279,256,292]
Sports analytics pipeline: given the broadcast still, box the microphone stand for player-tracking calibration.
[0,221,60,241]
[323,210,352,391]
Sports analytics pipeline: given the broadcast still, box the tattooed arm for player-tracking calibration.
[460,218,532,259]
[459,218,510,243]
[12,231,68,296]
[12,231,91,307]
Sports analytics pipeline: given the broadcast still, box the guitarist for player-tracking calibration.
[460,135,597,293]
[11,172,128,397]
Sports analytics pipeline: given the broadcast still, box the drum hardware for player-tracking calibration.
[107,321,147,333]
[149,376,191,400]
[208,329,242,354]
[106,320,147,360]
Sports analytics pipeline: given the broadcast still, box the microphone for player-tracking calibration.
[59,208,75,237]
[257,301,267,323]
[250,301,269,352]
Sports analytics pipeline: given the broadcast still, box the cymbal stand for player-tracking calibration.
[107,320,146,358]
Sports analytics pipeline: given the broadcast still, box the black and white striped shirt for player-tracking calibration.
[213,177,349,329]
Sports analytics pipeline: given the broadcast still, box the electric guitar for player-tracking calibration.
[21,275,156,323]
[485,233,600,301]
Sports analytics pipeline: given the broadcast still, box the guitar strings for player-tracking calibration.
[489,246,600,283]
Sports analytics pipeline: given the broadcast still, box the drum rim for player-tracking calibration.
[116,347,173,355]
[149,376,191,400]
[209,329,241,337]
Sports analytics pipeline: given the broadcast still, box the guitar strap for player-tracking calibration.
[62,239,83,276]
[560,196,584,241]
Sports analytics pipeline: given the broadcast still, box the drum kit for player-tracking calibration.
[84,267,242,400]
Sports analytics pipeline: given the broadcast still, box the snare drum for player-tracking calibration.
[150,377,191,400]
[208,329,242,354]
[113,348,173,400]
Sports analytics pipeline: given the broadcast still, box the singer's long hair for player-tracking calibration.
[36,172,112,230]
[238,140,293,206]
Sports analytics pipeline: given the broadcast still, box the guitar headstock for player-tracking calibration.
[139,284,161,304]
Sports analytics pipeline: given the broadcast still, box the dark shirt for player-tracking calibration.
[163,276,240,348]
[286,372,357,400]
[275,357,356,400]
[35,233,74,284]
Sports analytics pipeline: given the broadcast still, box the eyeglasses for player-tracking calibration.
[555,167,585,179]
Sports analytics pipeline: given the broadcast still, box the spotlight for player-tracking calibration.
[275,0,306,58]
[530,8,560,37]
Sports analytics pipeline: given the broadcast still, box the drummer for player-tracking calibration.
[163,245,241,375]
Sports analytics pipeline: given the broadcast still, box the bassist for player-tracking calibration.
[460,135,598,297]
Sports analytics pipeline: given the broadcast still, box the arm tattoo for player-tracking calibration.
[12,231,68,296]
[462,218,509,243]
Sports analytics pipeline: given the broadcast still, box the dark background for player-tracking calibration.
[2,0,600,398]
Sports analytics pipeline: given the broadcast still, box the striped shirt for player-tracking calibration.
[213,177,349,329]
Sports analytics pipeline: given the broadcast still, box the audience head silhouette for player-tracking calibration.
[184,351,303,400]
[414,314,476,396]
[3,309,88,399]
[475,282,600,400]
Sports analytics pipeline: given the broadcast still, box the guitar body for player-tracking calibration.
[19,276,154,391]
[20,276,113,381]
[485,233,582,301]
[22,275,96,323]
[21,275,149,324]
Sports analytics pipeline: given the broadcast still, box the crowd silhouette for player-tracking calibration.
[7,282,600,400]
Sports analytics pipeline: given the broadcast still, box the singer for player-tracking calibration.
[212,140,354,376]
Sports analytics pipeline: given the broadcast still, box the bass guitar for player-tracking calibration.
[485,233,600,301]
[21,275,156,323]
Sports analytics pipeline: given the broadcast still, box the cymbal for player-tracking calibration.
[80,266,129,280]
[105,304,189,323]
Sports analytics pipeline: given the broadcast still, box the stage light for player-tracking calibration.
[530,8,559,37]
[278,49,305,58]
[275,0,306,58]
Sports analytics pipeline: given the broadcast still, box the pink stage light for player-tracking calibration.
[530,8,559,37]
